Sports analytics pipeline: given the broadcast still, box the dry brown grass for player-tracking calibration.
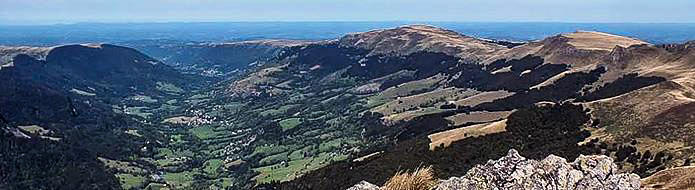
[382,166,438,190]
[562,31,648,51]
[453,90,513,107]
[642,166,695,190]
[428,119,507,150]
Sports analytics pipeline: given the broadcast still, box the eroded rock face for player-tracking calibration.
[436,149,640,190]
[346,149,640,190]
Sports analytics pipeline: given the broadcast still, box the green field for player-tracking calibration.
[259,152,289,166]
[252,152,348,184]
[128,95,158,103]
[124,106,153,118]
[116,173,147,190]
[163,171,195,188]
[189,126,219,140]
[260,104,298,117]
[203,159,224,175]
[251,144,291,157]
[157,81,185,94]
[279,118,302,131]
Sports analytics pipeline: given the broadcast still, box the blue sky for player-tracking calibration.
[1,0,694,25]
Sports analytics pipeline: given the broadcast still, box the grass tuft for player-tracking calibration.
[382,166,438,190]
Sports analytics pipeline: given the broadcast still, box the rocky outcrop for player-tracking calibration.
[0,46,52,67]
[346,181,380,190]
[346,149,640,190]
[437,149,639,190]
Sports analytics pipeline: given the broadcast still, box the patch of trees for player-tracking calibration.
[0,124,120,189]
[439,103,456,109]
[483,39,525,48]
[578,73,665,102]
[486,55,543,72]
[583,140,672,177]
[282,44,367,77]
[346,52,459,87]
[447,55,569,92]
[475,67,605,111]
[395,111,454,142]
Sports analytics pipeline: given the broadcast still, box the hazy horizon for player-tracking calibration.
[2,22,695,46]
[2,0,694,25]
[4,21,695,27]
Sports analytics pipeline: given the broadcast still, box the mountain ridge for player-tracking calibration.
[338,25,508,62]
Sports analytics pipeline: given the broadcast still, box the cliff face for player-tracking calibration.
[347,149,640,190]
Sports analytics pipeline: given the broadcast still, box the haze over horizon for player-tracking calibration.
[1,0,694,25]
